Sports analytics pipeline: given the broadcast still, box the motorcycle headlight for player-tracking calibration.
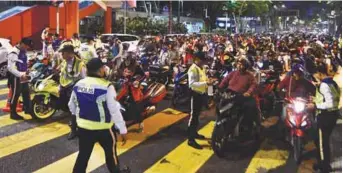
[293,101,305,113]
[37,83,45,91]
[289,117,296,126]
[301,121,307,127]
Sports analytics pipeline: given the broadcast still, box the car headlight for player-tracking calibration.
[301,121,307,127]
[37,83,45,91]
[293,101,305,113]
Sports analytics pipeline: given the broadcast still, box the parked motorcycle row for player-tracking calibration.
[23,31,341,162]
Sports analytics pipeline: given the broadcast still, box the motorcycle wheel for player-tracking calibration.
[31,95,57,120]
[211,123,229,158]
[292,135,302,164]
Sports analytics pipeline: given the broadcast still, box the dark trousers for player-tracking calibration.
[9,74,31,116]
[237,96,260,127]
[60,85,73,112]
[188,90,205,140]
[314,110,339,172]
[73,127,120,173]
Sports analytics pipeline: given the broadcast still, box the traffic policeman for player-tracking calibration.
[7,37,33,120]
[79,36,98,64]
[59,45,87,140]
[307,63,341,173]
[187,51,213,149]
[69,58,129,173]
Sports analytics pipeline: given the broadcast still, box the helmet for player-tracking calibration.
[291,64,304,74]
[237,58,250,69]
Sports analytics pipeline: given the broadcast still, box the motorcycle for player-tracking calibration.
[171,64,189,107]
[115,72,167,125]
[30,73,62,120]
[211,89,260,158]
[283,97,313,164]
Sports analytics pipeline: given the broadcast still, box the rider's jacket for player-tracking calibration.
[69,76,127,133]
[314,77,341,113]
[188,63,207,94]
[60,55,85,87]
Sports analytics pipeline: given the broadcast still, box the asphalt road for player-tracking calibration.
[0,79,341,173]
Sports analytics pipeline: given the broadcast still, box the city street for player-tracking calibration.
[0,80,341,173]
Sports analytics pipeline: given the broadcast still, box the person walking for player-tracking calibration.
[69,58,129,173]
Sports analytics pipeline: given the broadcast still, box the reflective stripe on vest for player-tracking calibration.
[74,77,113,130]
[188,64,207,94]
[314,78,341,113]
[60,56,83,87]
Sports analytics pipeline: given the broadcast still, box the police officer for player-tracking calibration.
[79,36,98,64]
[187,51,213,149]
[69,58,129,173]
[59,45,87,140]
[7,37,33,120]
[307,63,341,173]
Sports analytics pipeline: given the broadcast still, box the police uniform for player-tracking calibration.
[79,42,98,64]
[187,52,208,149]
[69,59,127,173]
[59,45,86,140]
[313,77,341,172]
[7,38,33,119]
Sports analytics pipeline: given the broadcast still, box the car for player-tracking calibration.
[100,34,140,52]
[0,38,13,79]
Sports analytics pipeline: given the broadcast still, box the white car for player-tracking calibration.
[100,34,140,52]
[0,38,13,78]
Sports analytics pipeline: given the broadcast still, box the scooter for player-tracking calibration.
[115,72,167,126]
[211,89,260,158]
[283,97,313,164]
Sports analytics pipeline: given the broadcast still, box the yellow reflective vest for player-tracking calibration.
[188,63,208,94]
[60,56,84,87]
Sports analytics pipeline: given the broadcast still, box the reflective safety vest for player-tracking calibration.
[60,56,84,87]
[314,77,341,113]
[188,63,207,94]
[73,77,113,130]
[80,44,96,64]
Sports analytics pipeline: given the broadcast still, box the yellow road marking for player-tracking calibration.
[0,121,70,159]
[0,88,9,96]
[0,95,37,128]
[34,108,188,173]
[245,139,289,173]
[144,122,215,173]
[0,80,7,86]
[0,113,32,128]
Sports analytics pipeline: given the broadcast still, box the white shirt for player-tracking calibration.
[68,84,127,134]
[7,47,26,77]
[316,82,337,110]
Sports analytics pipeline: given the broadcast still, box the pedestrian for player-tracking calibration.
[41,26,50,57]
[7,37,33,120]
[69,58,129,173]
[59,45,87,140]
[79,36,98,63]
[71,33,81,53]
[187,51,213,149]
[307,63,341,173]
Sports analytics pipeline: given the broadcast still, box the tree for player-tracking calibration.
[225,0,270,33]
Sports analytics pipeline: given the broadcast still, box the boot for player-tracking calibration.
[10,102,23,120]
[68,116,78,140]
[188,139,203,150]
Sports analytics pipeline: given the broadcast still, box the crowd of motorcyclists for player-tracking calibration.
[6,29,342,173]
